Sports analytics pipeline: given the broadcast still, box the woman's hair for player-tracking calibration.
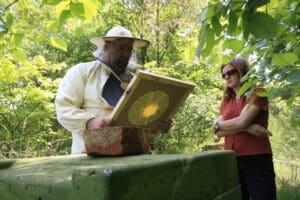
[221,57,249,100]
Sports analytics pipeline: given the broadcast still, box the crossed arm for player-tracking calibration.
[214,104,272,138]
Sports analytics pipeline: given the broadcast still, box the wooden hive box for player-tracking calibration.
[0,151,241,200]
[111,70,195,132]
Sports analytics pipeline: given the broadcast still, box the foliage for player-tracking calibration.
[0,0,103,157]
[0,55,70,157]
[148,60,222,153]
[151,95,212,154]
[275,161,300,200]
[270,100,300,161]
[98,0,205,66]
[276,178,300,200]
[197,0,300,127]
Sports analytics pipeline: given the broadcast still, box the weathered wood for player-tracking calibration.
[0,150,241,200]
[111,70,195,132]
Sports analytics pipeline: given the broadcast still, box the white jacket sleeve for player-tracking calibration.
[55,64,95,134]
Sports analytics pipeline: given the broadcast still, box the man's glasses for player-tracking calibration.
[222,69,238,79]
[111,42,133,52]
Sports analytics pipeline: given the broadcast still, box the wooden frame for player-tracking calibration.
[110,70,195,131]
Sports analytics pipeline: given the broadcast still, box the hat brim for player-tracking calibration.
[90,36,150,48]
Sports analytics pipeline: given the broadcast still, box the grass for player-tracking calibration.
[274,160,300,200]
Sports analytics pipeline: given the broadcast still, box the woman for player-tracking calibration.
[213,57,276,200]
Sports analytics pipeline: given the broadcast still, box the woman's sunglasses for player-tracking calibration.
[222,69,238,79]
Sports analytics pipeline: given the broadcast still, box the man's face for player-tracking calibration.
[104,38,134,75]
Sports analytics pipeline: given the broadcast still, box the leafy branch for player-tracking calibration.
[2,0,19,13]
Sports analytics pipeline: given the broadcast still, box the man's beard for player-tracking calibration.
[110,57,129,75]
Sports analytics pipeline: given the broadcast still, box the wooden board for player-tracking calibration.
[110,70,195,131]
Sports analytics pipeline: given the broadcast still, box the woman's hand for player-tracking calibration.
[246,124,272,138]
[214,123,272,139]
[215,130,230,139]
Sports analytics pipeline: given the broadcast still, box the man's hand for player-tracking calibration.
[86,117,112,130]
[247,124,272,138]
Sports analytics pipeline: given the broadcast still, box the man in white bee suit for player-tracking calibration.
[55,26,170,156]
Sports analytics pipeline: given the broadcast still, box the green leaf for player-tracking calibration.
[246,0,270,10]
[248,12,277,39]
[296,2,300,13]
[6,13,14,29]
[196,25,207,56]
[205,26,215,45]
[33,55,46,64]
[245,87,255,99]
[229,0,245,11]
[37,33,46,43]
[238,80,253,96]
[295,47,300,55]
[228,11,238,35]
[11,51,27,62]
[59,10,71,25]
[43,0,62,6]
[197,7,208,23]
[11,32,25,47]
[285,70,300,83]
[223,39,243,52]
[99,0,105,4]
[286,96,295,108]
[197,5,216,24]
[272,53,298,66]
[70,2,85,19]
[212,16,222,36]
[242,10,250,40]
[256,90,270,97]
[201,26,215,57]
[48,21,60,31]
[56,0,70,18]
[240,74,250,83]
[280,32,297,41]
[206,5,216,18]
[50,38,68,52]
[81,0,99,20]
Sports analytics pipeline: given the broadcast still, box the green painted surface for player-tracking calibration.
[0,150,241,200]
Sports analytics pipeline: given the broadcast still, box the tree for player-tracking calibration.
[197,0,300,126]
[0,0,298,159]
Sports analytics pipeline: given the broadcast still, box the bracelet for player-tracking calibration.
[214,121,220,133]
